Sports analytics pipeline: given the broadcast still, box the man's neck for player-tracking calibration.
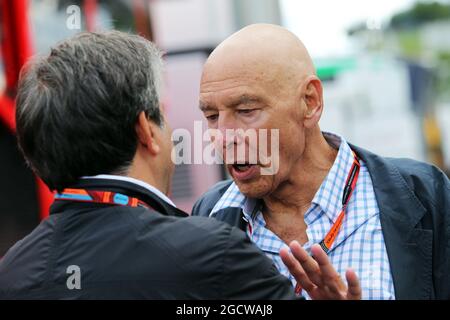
[261,130,338,244]
[85,173,176,207]
[127,151,171,197]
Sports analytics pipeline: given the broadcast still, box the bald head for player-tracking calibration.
[203,24,315,87]
[199,25,326,199]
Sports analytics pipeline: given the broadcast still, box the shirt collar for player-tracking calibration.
[81,174,176,207]
[311,132,357,223]
[210,182,246,216]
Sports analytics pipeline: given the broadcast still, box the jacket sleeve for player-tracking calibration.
[220,226,299,300]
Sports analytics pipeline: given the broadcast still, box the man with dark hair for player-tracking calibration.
[0,31,295,299]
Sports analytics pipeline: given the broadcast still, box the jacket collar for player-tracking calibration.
[350,144,432,299]
[350,144,427,228]
[50,178,188,218]
[82,174,176,207]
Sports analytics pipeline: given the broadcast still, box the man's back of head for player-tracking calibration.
[16,31,165,192]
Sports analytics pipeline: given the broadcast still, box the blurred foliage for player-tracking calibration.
[396,30,422,59]
[389,1,450,30]
[347,1,450,102]
[347,22,367,36]
[436,52,450,99]
[388,2,450,100]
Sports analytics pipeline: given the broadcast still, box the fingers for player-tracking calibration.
[289,241,323,287]
[280,246,316,292]
[310,244,346,295]
[345,269,362,300]
[281,241,363,300]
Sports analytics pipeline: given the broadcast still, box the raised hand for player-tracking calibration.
[280,241,362,300]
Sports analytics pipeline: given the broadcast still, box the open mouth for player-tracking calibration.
[232,164,254,172]
[230,163,258,181]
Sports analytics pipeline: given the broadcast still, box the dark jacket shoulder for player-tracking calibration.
[0,179,295,300]
[388,156,449,209]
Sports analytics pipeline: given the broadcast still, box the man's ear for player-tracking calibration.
[301,75,323,128]
[135,111,161,156]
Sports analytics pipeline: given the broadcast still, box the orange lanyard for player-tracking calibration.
[54,188,153,210]
[295,152,360,295]
[319,152,360,254]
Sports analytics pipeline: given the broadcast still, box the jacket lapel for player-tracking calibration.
[352,145,433,299]
[213,208,248,231]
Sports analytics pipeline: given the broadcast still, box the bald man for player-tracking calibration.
[193,24,450,300]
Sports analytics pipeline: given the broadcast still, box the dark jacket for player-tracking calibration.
[192,145,450,300]
[0,178,297,300]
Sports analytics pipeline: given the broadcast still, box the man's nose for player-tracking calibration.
[216,116,238,148]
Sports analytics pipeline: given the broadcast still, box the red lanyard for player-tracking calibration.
[54,188,153,210]
[293,152,360,295]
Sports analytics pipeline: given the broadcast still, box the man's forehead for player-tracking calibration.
[200,68,275,95]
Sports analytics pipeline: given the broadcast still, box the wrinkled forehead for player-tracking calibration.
[200,61,288,105]
[199,72,277,110]
[202,47,286,80]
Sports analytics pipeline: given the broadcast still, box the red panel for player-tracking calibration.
[0,0,53,219]
[0,95,15,132]
[132,0,153,40]
[0,0,34,90]
[83,0,98,32]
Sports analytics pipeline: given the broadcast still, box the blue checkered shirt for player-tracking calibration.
[210,132,395,300]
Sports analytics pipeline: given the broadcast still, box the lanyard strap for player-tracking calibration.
[54,188,153,210]
[318,152,360,254]
[294,152,360,295]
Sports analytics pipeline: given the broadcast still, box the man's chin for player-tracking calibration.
[233,177,273,199]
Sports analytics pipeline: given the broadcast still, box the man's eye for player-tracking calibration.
[237,109,255,115]
[206,114,218,122]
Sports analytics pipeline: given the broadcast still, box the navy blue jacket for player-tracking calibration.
[192,145,450,299]
[0,178,297,299]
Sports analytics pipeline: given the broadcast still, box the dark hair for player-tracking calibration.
[15,31,163,191]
